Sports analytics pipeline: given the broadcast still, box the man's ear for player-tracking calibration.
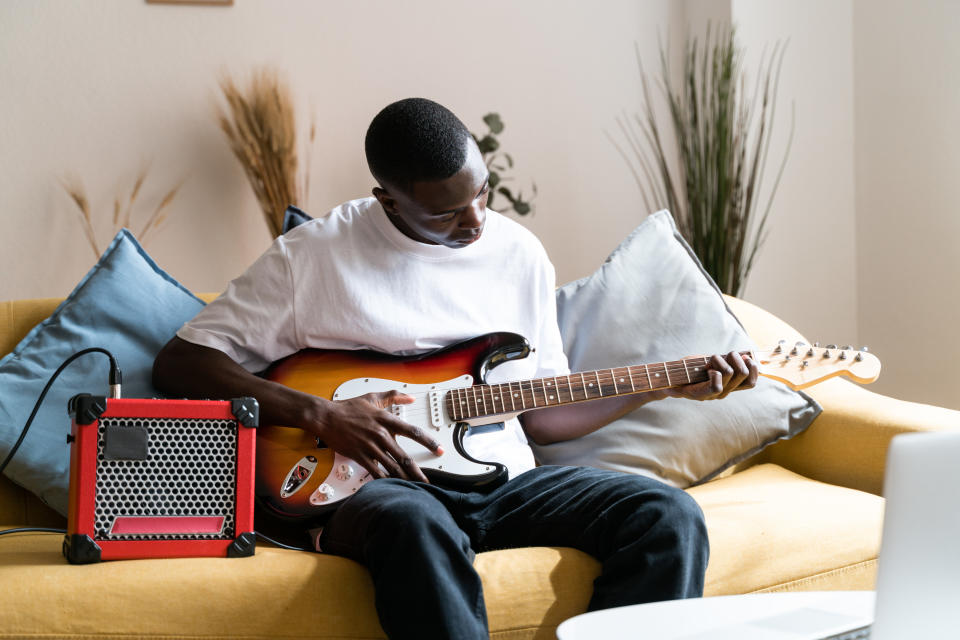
[372,186,398,215]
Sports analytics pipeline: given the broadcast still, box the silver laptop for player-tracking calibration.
[679,430,960,640]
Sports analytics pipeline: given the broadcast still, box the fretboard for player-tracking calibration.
[444,353,750,422]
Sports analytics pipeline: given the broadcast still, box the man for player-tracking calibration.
[153,98,758,639]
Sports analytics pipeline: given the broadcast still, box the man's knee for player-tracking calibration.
[349,479,466,542]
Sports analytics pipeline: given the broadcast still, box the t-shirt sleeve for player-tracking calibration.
[176,240,300,372]
[533,257,571,378]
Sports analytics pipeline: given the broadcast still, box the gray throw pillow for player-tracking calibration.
[529,210,820,488]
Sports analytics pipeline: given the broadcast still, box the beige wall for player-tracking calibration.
[732,0,858,347]
[1,1,956,408]
[0,0,673,300]
[853,0,960,408]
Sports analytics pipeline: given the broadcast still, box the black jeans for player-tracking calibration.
[318,465,709,640]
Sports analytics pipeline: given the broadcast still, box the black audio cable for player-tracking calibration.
[0,348,121,540]
[0,347,121,478]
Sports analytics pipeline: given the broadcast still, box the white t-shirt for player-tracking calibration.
[177,197,570,477]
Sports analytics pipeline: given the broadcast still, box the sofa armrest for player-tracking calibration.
[758,376,960,496]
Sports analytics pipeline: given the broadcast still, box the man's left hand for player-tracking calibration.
[665,351,759,401]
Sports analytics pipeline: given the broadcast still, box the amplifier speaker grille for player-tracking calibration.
[94,417,238,541]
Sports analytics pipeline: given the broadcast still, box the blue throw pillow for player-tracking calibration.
[0,230,205,516]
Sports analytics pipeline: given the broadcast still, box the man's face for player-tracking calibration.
[373,140,490,249]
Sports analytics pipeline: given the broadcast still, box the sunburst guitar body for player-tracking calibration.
[255,333,880,524]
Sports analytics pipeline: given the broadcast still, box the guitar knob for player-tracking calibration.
[839,351,847,360]
[313,483,335,503]
[335,463,354,481]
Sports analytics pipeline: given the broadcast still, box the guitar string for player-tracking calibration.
[350,361,712,421]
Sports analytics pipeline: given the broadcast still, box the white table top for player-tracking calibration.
[557,591,875,640]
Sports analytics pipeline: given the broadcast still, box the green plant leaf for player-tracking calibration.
[489,171,501,188]
[483,113,504,134]
[477,135,499,154]
[497,186,515,202]
[513,200,531,215]
[504,153,514,168]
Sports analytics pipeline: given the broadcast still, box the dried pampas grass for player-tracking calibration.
[217,68,313,237]
[61,169,183,258]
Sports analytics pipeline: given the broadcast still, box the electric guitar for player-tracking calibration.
[255,332,880,523]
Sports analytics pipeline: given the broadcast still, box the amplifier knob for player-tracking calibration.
[335,463,354,481]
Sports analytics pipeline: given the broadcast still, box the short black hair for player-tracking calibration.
[365,98,471,191]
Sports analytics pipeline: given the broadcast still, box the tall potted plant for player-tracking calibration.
[612,25,793,296]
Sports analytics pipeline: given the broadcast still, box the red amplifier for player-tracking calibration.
[63,394,258,564]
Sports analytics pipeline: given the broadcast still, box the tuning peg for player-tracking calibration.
[822,349,831,358]
[826,344,837,349]
[795,341,806,347]
[842,345,852,350]
[801,360,809,368]
[790,346,799,356]
[806,347,815,357]
[855,346,868,362]
[839,351,847,360]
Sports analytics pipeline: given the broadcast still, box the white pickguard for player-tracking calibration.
[298,375,515,507]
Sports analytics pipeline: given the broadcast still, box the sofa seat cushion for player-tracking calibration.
[689,463,884,594]
[0,464,882,639]
[0,534,597,640]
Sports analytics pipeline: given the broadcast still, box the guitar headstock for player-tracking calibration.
[754,341,881,389]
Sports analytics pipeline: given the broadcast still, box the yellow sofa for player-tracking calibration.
[1,295,958,639]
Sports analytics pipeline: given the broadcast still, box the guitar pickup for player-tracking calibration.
[428,391,446,429]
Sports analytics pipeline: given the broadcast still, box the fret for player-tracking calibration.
[472,387,480,416]
[481,386,490,415]
[644,365,652,391]
[518,381,526,409]
[566,375,575,402]
[611,368,618,394]
[627,366,636,392]
[553,376,561,405]
[664,362,672,386]
[682,358,691,383]
[541,379,550,406]
[507,382,517,411]
[594,370,603,397]
[450,390,459,421]
[496,383,506,412]
[580,372,588,399]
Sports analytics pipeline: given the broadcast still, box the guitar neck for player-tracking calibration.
[445,350,754,422]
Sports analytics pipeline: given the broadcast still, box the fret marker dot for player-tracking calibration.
[514,393,518,398]
[461,401,466,405]
[655,373,661,377]
[549,395,554,400]
[589,383,594,388]
[547,382,552,387]
[619,378,625,382]
[694,368,700,371]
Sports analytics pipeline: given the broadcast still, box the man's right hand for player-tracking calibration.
[306,390,443,483]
